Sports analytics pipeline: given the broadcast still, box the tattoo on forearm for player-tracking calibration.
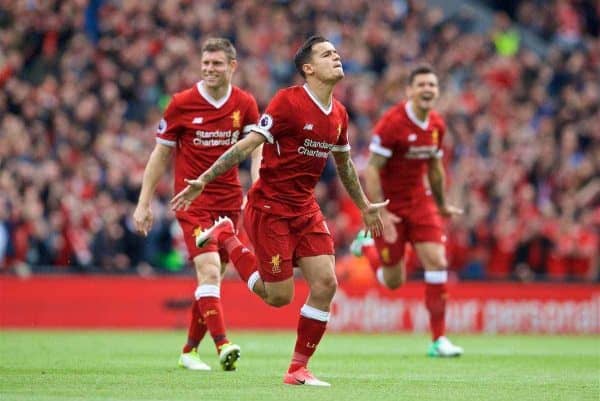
[204,146,250,183]
[338,158,367,209]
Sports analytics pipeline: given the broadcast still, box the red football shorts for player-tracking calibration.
[177,209,240,262]
[243,205,334,282]
[374,202,445,266]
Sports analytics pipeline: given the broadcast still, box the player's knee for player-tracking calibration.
[311,276,338,302]
[201,271,220,284]
[265,292,293,307]
[422,255,447,270]
[433,257,448,269]
[198,265,221,284]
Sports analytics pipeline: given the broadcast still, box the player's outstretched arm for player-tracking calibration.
[170,132,266,211]
[428,157,463,217]
[333,151,388,237]
[133,144,173,236]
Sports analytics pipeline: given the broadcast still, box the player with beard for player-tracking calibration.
[171,36,388,386]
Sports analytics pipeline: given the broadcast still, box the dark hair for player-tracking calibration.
[294,35,328,78]
[408,63,436,85]
[201,37,237,61]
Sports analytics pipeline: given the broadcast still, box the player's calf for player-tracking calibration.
[264,293,293,307]
[263,279,294,307]
[375,265,405,290]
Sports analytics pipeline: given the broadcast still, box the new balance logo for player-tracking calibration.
[303,123,314,131]
[192,117,204,124]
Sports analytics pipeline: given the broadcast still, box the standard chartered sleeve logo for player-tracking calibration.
[157,118,167,134]
[258,114,273,130]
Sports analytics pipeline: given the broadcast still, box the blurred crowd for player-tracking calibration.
[0,0,598,281]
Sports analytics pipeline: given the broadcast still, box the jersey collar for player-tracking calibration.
[405,101,429,130]
[196,81,232,109]
[303,84,333,115]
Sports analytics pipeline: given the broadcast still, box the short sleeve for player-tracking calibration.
[242,95,260,135]
[331,110,350,152]
[250,91,291,144]
[433,119,446,159]
[156,96,181,147]
[369,113,395,158]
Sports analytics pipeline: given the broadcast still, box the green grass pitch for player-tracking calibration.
[0,331,598,401]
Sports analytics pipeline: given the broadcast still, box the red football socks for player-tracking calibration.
[425,283,447,340]
[363,243,382,274]
[288,315,327,373]
[288,352,309,373]
[224,235,258,283]
[182,300,207,353]
[198,296,229,351]
[221,232,241,254]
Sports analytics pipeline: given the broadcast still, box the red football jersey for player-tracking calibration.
[156,82,259,211]
[369,100,446,211]
[249,85,350,216]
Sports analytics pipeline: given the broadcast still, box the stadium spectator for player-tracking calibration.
[133,38,260,371]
